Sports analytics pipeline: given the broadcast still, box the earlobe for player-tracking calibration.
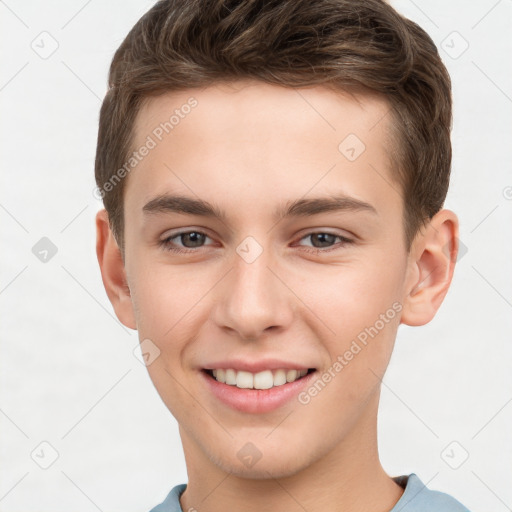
[95,209,137,330]
[400,209,459,327]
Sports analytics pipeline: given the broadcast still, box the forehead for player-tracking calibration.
[125,80,399,224]
[134,80,391,149]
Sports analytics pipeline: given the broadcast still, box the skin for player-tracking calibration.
[96,80,459,512]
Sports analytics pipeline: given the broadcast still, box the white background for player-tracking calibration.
[1,1,511,511]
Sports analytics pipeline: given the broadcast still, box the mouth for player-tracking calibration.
[200,366,318,413]
[202,367,316,390]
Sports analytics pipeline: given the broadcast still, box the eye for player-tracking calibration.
[296,231,353,253]
[159,230,353,255]
[159,230,214,253]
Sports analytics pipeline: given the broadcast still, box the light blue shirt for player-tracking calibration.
[149,473,471,511]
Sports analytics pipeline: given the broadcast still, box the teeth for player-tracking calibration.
[254,370,273,389]
[236,370,254,389]
[273,369,287,386]
[225,369,237,385]
[286,369,298,382]
[209,368,310,389]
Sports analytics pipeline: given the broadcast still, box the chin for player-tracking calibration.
[208,444,315,480]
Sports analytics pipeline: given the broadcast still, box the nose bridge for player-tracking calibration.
[213,237,292,340]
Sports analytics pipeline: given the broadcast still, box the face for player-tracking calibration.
[120,81,415,478]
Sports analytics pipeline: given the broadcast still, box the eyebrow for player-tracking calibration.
[142,193,377,221]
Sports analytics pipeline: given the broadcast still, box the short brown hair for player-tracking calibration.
[95,0,452,255]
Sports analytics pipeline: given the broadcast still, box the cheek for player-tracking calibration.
[298,254,404,397]
[303,257,404,334]
[127,250,209,335]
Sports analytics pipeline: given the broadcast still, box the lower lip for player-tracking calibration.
[200,370,317,414]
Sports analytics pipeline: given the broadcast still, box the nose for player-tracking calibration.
[212,242,294,341]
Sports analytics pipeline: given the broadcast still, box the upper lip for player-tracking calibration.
[202,358,315,373]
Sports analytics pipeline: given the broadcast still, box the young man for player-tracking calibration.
[94,1,471,510]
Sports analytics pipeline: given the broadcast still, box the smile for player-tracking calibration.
[201,367,318,413]
[206,368,312,389]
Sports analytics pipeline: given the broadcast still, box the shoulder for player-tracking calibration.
[391,473,471,512]
[148,476,472,512]
[148,483,187,512]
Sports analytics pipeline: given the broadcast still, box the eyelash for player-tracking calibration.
[159,230,354,254]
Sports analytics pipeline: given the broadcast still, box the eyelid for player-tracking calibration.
[160,226,212,239]
[292,226,354,243]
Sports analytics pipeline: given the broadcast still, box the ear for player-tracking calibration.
[401,209,459,326]
[95,209,137,330]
